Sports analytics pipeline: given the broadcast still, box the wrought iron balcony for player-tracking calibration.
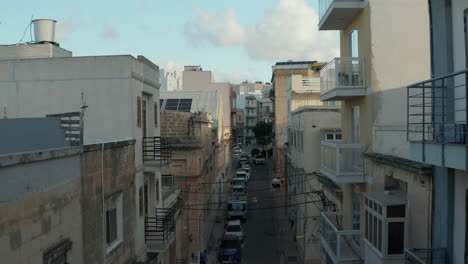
[321,212,362,264]
[320,57,367,101]
[320,141,370,183]
[318,0,366,30]
[145,201,182,252]
[143,137,171,167]
[404,248,447,264]
[407,69,468,170]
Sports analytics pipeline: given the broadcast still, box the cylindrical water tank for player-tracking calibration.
[32,19,57,43]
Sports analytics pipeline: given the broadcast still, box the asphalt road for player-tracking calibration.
[242,158,298,264]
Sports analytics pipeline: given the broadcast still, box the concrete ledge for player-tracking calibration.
[364,152,432,175]
[83,139,136,152]
[0,147,82,168]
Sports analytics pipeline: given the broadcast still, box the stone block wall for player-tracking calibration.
[80,140,136,264]
[161,110,192,137]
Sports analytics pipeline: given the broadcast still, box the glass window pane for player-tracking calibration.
[365,211,369,239]
[387,205,405,218]
[387,222,405,255]
[378,219,382,251]
[326,134,334,140]
[373,215,377,248]
[335,134,342,140]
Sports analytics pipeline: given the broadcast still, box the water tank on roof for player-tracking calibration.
[32,19,57,43]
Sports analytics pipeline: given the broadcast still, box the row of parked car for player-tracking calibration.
[217,153,254,263]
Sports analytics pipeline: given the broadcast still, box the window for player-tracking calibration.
[335,134,342,140]
[139,187,144,217]
[144,183,149,216]
[350,29,359,57]
[137,97,142,127]
[105,193,122,252]
[43,239,72,264]
[365,194,406,257]
[154,102,158,126]
[326,134,334,140]
[156,180,160,202]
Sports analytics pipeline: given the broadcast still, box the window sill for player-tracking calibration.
[106,239,123,255]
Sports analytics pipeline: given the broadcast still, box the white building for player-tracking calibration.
[160,68,183,92]
[0,40,170,262]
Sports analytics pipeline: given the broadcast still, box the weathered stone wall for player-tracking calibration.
[161,110,192,137]
[80,140,136,264]
[0,151,83,263]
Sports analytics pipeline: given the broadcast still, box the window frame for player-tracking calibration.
[105,193,123,254]
[137,97,142,128]
[364,195,407,258]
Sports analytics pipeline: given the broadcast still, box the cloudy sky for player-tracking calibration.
[1,0,339,83]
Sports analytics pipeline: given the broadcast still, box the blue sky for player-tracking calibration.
[1,0,337,83]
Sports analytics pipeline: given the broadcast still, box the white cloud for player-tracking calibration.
[184,8,247,47]
[55,16,87,41]
[184,0,339,62]
[101,25,120,39]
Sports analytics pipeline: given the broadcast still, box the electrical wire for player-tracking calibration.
[179,198,326,211]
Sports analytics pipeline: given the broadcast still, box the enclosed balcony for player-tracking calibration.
[143,137,171,167]
[320,58,367,101]
[321,141,371,183]
[321,212,362,264]
[407,69,468,170]
[318,0,367,30]
[404,248,447,264]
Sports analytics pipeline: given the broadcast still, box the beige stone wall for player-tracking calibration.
[0,180,83,264]
[160,110,192,137]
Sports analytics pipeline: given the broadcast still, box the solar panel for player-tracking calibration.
[165,99,179,110]
[163,98,193,112]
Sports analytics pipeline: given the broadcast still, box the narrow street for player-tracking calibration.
[242,156,298,264]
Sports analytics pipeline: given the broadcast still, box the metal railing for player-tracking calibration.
[404,248,447,264]
[407,69,468,144]
[143,137,171,165]
[318,0,363,24]
[321,212,362,262]
[321,141,366,178]
[144,201,182,248]
[320,57,366,96]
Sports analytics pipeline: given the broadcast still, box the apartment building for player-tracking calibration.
[271,61,321,178]
[258,98,273,123]
[0,38,170,262]
[235,109,246,144]
[245,95,258,144]
[317,1,433,263]
[160,109,225,263]
[285,74,342,263]
[0,117,138,264]
[160,69,183,92]
[405,0,468,263]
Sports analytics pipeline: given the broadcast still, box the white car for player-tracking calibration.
[236,170,250,181]
[241,164,250,171]
[233,147,242,154]
[225,220,243,241]
[271,178,281,187]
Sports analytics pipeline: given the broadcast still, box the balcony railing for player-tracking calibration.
[404,248,447,264]
[408,69,468,144]
[407,70,468,169]
[145,201,182,252]
[321,212,362,263]
[321,141,369,183]
[318,0,366,30]
[143,137,171,166]
[320,57,366,101]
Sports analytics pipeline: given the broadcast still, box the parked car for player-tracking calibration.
[232,185,247,196]
[236,170,250,181]
[238,159,248,168]
[225,220,243,241]
[218,248,241,264]
[218,235,242,263]
[233,146,242,154]
[253,155,265,165]
[241,163,250,171]
[271,178,281,187]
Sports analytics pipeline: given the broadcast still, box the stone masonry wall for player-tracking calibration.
[161,110,192,137]
[80,140,136,264]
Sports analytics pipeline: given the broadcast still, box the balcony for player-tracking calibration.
[407,69,468,170]
[404,248,447,264]
[318,0,367,31]
[321,212,362,264]
[145,199,183,252]
[320,57,367,101]
[321,141,371,183]
[143,137,171,167]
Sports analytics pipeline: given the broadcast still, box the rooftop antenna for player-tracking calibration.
[18,15,33,43]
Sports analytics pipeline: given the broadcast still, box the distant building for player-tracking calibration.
[160,68,183,92]
[245,95,257,144]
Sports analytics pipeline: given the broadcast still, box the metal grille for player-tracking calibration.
[144,199,183,245]
[143,137,172,164]
[407,69,468,144]
[46,112,82,146]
